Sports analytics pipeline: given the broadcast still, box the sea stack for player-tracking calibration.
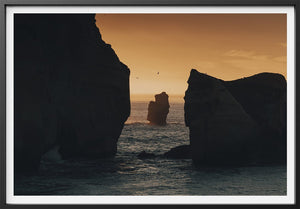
[184,69,286,165]
[147,92,170,126]
[14,14,130,173]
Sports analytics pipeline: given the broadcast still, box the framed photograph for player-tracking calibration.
[1,0,297,207]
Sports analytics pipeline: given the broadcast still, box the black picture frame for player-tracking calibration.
[1,0,298,208]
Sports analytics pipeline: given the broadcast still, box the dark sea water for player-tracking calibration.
[15,102,286,195]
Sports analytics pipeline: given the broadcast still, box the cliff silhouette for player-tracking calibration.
[14,14,130,173]
[147,92,170,125]
[184,69,286,165]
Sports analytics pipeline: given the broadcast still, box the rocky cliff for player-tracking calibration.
[147,92,170,125]
[184,69,286,165]
[14,14,130,173]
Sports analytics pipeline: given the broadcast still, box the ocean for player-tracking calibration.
[14,101,286,195]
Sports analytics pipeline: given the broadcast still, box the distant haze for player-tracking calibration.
[96,14,286,98]
[130,94,184,103]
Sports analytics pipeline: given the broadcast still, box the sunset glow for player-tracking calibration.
[95,14,287,99]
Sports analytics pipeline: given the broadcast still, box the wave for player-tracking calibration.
[124,121,185,125]
[125,121,148,125]
[168,121,185,125]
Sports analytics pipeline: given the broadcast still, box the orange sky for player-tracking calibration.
[95,14,286,100]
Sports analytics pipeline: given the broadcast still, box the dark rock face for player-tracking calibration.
[164,145,191,159]
[137,151,156,159]
[223,73,287,163]
[14,14,130,173]
[184,69,286,166]
[147,92,170,125]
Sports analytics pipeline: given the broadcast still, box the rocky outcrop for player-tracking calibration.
[14,14,130,173]
[184,69,286,166]
[147,92,170,125]
[137,151,156,159]
[223,73,287,163]
[164,145,191,159]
